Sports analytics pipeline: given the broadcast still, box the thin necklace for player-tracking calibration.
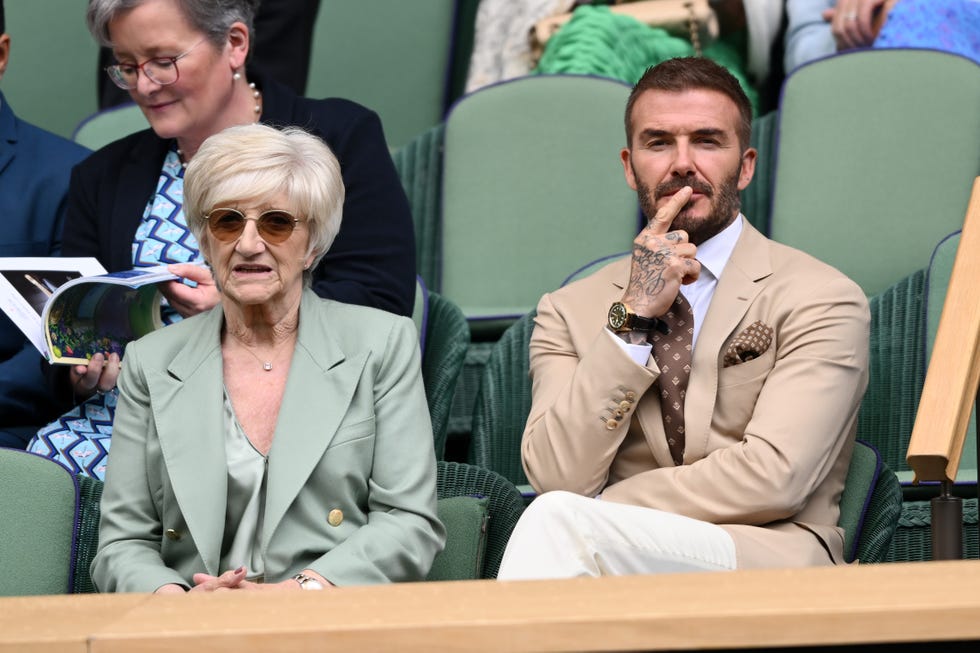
[175,82,263,168]
[229,332,293,372]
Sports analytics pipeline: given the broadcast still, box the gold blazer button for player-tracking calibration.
[624,391,637,402]
[165,528,182,541]
[328,509,344,527]
[605,418,619,430]
[619,400,632,412]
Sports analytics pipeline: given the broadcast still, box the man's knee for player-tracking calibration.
[522,490,590,525]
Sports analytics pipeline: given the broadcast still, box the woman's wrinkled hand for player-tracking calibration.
[189,566,248,592]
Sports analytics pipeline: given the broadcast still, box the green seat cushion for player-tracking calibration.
[426,496,489,581]
[0,451,77,595]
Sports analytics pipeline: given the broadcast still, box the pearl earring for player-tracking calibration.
[233,71,241,81]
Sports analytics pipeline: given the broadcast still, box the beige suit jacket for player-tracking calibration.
[92,289,445,593]
[522,219,870,568]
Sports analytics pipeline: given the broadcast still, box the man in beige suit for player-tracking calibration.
[496,57,870,578]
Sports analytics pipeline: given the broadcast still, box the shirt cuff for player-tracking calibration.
[605,328,652,366]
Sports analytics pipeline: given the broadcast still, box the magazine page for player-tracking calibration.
[0,257,107,357]
[42,265,180,366]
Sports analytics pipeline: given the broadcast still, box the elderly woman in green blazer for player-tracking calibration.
[92,124,444,593]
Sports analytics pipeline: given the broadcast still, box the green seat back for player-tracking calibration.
[306,1,456,149]
[3,1,99,138]
[770,50,980,296]
[411,277,427,338]
[72,103,149,151]
[561,252,629,287]
[433,461,525,579]
[858,268,926,477]
[393,124,446,289]
[470,311,537,486]
[0,450,77,595]
[72,475,104,594]
[422,289,470,459]
[924,232,977,483]
[412,277,469,459]
[441,74,638,337]
[739,110,778,235]
[838,441,902,563]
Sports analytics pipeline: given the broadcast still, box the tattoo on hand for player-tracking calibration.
[630,244,669,297]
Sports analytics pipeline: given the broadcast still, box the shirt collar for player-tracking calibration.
[695,214,743,281]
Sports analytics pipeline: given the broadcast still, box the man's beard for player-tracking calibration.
[635,167,742,246]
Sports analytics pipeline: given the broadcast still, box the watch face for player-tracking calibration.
[608,302,628,330]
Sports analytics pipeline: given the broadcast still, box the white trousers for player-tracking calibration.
[496,491,737,580]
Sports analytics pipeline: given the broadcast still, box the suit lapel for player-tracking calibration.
[148,307,228,575]
[110,134,168,270]
[683,221,772,461]
[262,291,369,551]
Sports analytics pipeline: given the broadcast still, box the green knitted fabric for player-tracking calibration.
[534,5,759,115]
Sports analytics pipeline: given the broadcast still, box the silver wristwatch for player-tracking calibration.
[292,572,325,590]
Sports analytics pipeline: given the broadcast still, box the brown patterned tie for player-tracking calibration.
[650,293,694,466]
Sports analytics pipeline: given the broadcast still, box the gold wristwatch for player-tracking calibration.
[607,301,658,333]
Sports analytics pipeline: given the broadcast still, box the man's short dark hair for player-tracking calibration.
[0,1,6,36]
[624,57,753,151]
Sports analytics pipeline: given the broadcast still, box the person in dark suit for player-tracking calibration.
[93,123,443,593]
[0,0,91,448]
[28,0,415,476]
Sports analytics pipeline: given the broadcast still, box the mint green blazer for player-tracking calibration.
[92,289,445,593]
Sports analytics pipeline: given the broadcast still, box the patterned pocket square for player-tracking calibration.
[723,321,774,368]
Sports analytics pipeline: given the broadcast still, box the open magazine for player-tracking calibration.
[0,258,179,365]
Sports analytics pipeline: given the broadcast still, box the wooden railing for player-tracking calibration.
[906,177,980,558]
[906,177,980,483]
[3,561,980,652]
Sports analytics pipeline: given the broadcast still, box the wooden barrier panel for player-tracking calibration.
[0,594,145,653]
[907,177,980,482]
[3,561,980,652]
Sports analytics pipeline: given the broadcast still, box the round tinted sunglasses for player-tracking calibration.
[202,208,304,244]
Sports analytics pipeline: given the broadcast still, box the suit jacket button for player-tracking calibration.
[619,400,632,412]
[605,418,619,430]
[165,528,182,541]
[624,391,637,402]
[328,509,344,527]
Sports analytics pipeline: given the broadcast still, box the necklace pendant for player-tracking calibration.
[263,362,273,371]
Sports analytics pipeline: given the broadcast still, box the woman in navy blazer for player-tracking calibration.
[29,0,416,476]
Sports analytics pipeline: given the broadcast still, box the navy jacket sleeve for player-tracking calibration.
[300,98,416,317]
[0,102,91,444]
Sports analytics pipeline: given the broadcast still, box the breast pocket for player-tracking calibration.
[327,416,375,449]
[717,346,776,388]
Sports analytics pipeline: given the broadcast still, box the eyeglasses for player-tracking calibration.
[203,208,305,244]
[104,38,206,90]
